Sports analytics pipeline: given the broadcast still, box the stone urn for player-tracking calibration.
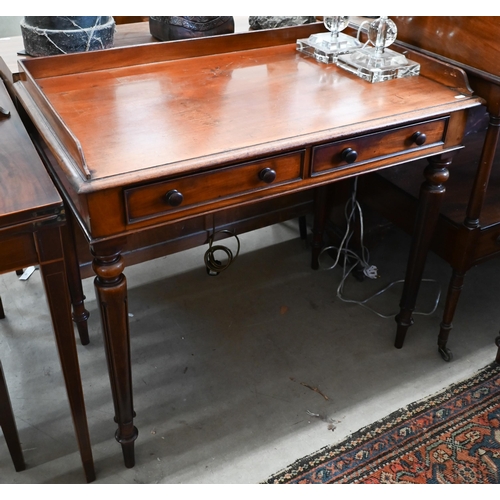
[149,16,234,41]
[20,16,115,57]
[249,16,316,30]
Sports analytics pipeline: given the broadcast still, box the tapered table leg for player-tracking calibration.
[92,243,137,468]
[0,361,25,472]
[34,226,95,483]
[395,154,452,349]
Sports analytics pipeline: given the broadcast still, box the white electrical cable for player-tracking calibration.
[318,178,441,318]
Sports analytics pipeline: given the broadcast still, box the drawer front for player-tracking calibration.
[311,118,448,176]
[125,151,304,223]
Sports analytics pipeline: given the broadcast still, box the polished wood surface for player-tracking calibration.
[0,77,94,482]
[392,17,500,81]
[113,16,149,25]
[13,24,483,468]
[0,98,60,229]
[356,17,500,361]
[25,48,466,182]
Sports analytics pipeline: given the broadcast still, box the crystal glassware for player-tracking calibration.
[296,16,361,64]
[336,16,420,83]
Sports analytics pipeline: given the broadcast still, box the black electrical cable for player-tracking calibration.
[204,230,240,275]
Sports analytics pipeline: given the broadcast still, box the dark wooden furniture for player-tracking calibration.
[354,17,500,361]
[0,79,95,482]
[13,23,482,468]
[0,360,25,472]
[113,16,149,25]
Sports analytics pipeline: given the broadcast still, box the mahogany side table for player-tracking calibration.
[13,23,483,469]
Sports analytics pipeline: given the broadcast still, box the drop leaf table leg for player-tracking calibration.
[34,225,95,483]
[0,361,25,472]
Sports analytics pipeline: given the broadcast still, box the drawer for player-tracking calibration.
[124,151,304,223]
[311,118,448,176]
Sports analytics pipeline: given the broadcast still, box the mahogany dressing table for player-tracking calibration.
[0,79,94,482]
[12,23,483,468]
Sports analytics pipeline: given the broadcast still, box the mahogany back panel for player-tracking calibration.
[392,17,500,81]
[392,16,500,115]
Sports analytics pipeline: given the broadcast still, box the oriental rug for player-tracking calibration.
[265,362,500,484]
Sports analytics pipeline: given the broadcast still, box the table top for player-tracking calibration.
[0,80,62,230]
[15,24,481,189]
[11,23,484,244]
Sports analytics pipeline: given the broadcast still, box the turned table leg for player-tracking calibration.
[92,244,137,468]
[437,269,467,362]
[395,154,452,349]
[311,185,330,270]
[62,212,90,346]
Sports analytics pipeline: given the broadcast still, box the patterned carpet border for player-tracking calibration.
[264,362,500,484]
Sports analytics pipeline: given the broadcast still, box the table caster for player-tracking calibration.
[438,346,453,362]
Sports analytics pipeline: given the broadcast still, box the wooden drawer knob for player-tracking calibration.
[165,189,184,207]
[258,167,276,183]
[411,131,427,145]
[341,148,358,164]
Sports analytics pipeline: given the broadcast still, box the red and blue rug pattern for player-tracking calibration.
[265,363,500,484]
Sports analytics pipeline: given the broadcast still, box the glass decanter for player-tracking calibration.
[336,16,420,82]
[296,16,361,64]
